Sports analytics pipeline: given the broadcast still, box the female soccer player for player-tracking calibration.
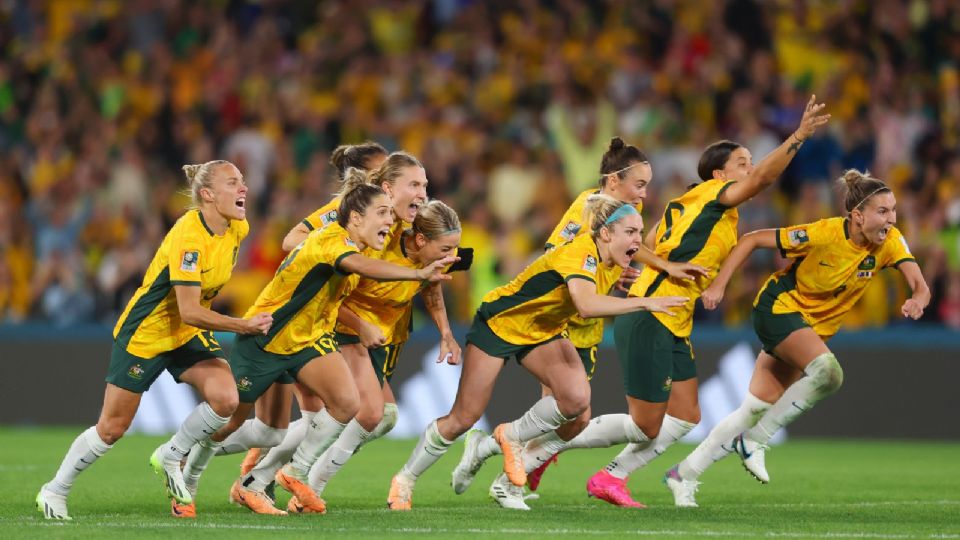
[451,137,708,509]
[208,172,455,516]
[36,160,273,520]
[294,199,466,513]
[664,170,929,507]
[535,96,831,509]
[386,194,687,511]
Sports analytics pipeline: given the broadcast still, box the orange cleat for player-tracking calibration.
[275,465,326,514]
[493,423,526,487]
[386,473,414,511]
[286,495,325,514]
[240,448,262,476]
[230,479,287,516]
[170,499,196,518]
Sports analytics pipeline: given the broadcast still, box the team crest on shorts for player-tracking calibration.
[181,250,199,272]
[236,377,252,392]
[582,254,598,273]
[560,221,581,241]
[128,364,144,380]
[662,376,673,392]
[788,228,809,246]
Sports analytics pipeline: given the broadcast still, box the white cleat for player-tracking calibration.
[451,429,488,495]
[733,434,770,484]
[664,465,700,508]
[36,484,71,520]
[489,473,530,510]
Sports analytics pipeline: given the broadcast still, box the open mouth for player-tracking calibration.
[409,201,423,216]
[235,197,246,209]
[377,228,389,242]
[878,227,889,241]
[625,246,639,258]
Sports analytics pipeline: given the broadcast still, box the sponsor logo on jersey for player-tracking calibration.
[180,250,199,272]
[788,228,809,246]
[858,255,876,270]
[582,254,598,273]
[560,221,581,241]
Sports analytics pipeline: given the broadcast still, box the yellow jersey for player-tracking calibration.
[630,179,739,337]
[245,223,361,355]
[114,210,248,358]
[755,217,915,339]
[301,197,341,232]
[334,220,424,345]
[545,189,642,349]
[479,233,623,345]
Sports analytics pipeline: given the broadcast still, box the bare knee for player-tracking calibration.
[205,388,240,418]
[629,412,662,439]
[354,403,384,432]
[553,384,590,419]
[96,417,131,445]
[325,388,360,423]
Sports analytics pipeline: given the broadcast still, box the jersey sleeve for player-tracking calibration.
[775,220,830,259]
[326,233,361,275]
[882,227,916,268]
[545,190,593,250]
[167,226,205,286]
[302,208,325,231]
[552,244,599,285]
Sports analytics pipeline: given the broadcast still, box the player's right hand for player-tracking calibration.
[794,94,830,141]
[243,312,273,335]
[359,323,388,348]
[643,296,687,316]
[701,285,725,310]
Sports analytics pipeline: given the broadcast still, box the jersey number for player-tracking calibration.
[277,245,304,275]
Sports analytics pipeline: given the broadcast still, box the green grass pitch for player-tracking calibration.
[1,427,957,539]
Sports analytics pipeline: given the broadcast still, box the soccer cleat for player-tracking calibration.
[285,495,321,514]
[275,465,326,514]
[36,484,71,520]
[663,465,700,508]
[170,499,196,518]
[527,454,558,491]
[451,429,488,494]
[240,448,262,476]
[493,423,526,487]
[387,473,414,511]
[150,446,193,505]
[586,470,645,508]
[230,479,287,515]
[489,473,530,510]
[733,433,770,483]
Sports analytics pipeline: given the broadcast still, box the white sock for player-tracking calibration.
[604,414,696,479]
[308,419,372,493]
[183,439,222,489]
[749,353,843,444]
[678,393,772,480]
[48,426,113,495]
[161,403,229,462]
[511,397,572,442]
[475,435,503,462]
[366,403,399,443]
[217,417,288,455]
[243,412,316,488]
[522,431,566,474]
[563,414,648,449]
[400,420,453,479]
[288,409,347,476]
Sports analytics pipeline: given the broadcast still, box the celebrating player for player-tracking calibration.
[386,194,687,511]
[36,161,272,520]
[664,170,929,507]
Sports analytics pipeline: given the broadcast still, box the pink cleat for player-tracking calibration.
[586,470,646,508]
[527,454,558,492]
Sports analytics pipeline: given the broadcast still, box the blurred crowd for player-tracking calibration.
[1,0,959,331]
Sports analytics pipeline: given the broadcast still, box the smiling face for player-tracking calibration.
[854,191,897,246]
[354,193,395,250]
[383,166,428,223]
[599,213,644,268]
[717,146,754,183]
[206,163,248,221]
[606,161,651,205]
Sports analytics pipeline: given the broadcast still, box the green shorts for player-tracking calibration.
[613,310,695,402]
[335,332,404,385]
[465,315,563,364]
[230,333,339,403]
[106,331,227,394]
[751,309,811,354]
[578,346,598,381]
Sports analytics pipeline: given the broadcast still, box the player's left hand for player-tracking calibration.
[615,266,641,293]
[666,261,710,281]
[438,333,461,365]
[419,256,460,282]
[901,298,925,320]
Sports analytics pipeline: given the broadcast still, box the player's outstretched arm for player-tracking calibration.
[567,277,686,318]
[701,229,777,310]
[897,261,930,320]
